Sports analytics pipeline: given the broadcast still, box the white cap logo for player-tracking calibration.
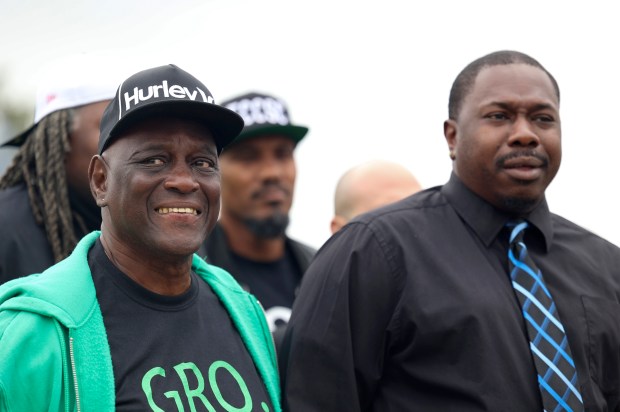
[121,80,213,117]
[225,96,289,127]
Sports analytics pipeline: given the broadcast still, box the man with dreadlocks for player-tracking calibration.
[0,55,121,284]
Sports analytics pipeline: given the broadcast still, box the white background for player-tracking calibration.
[1,0,618,249]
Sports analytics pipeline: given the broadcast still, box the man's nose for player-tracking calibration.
[164,163,199,193]
[508,116,540,147]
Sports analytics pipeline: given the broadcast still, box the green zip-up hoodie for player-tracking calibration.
[0,232,281,412]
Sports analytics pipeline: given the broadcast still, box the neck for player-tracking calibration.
[68,185,102,234]
[219,216,286,262]
[99,231,193,296]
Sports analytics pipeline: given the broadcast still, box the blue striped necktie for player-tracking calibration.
[507,221,583,412]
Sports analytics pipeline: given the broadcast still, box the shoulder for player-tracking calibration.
[0,184,31,211]
[0,185,53,282]
[551,213,620,256]
[192,254,246,293]
[283,237,317,273]
[311,186,453,275]
[360,185,447,221]
[0,184,42,248]
[0,233,100,326]
[346,185,450,241]
[0,184,28,202]
[0,184,35,223]
[0,306,64,376]
[286,237,317,258]
[0,307,60,342]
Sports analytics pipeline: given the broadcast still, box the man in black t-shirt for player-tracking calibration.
[0,65,281,411]
[199,92,316,347]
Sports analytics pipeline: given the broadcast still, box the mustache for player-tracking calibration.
[496,150,548,168]
[250,182,291,200]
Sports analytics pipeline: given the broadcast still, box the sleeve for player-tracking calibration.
[279,221,402,412]
[0,309,68,411]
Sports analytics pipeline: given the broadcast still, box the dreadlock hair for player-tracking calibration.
[0,108,88,262]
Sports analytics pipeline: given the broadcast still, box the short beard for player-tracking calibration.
[500,196,540,215]
[494,149,549,214]
[243,211,290,239]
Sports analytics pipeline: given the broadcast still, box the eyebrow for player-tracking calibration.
[127,143,217,160]
[486,101,558,112]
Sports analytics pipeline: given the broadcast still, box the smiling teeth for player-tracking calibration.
[157,207,198,215]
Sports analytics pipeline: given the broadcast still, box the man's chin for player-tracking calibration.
[243,213,290,239]
[499,195,541,215]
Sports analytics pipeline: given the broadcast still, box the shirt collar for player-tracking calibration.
[441,172,553,251]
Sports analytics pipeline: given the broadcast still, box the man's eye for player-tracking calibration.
[487,113,508,120]
[534,115,554,123]
[194,159,215,169]
[233,152,259,162]
[275,148,295,160]
[143,158,165,165]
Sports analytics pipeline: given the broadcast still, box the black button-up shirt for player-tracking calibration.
[281,173,620,411]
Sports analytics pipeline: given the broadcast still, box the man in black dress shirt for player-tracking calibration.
[279,50,620,411]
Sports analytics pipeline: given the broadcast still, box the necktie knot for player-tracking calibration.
[507,220,528,245]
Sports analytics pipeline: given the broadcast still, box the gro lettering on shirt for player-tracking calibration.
[141,360,270,412]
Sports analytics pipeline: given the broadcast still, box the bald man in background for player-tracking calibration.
[331,160,422,233]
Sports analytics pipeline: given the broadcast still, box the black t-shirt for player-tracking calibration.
[229,249,299,331]
[89,240,274,412]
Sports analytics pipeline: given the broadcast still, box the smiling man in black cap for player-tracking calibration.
[199,92,315,351]
[0,65,281,411]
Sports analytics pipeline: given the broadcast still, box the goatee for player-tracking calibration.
[243,212,290,239]
[500,196,540,215]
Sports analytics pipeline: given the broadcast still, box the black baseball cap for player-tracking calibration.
[221,92,308,148]
[98,64,244,154]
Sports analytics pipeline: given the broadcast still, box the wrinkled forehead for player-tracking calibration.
[102,117,218,160]
[222,133,295,153]
[468,64,560,108]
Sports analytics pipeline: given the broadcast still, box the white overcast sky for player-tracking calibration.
[1,0,619,249]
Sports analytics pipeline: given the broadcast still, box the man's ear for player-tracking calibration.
[89,155,108,207]
[443,119,458,160]
[330,215,347,235]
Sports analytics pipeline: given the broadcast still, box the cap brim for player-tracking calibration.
[1,124,35,148]
[228,124,309,148]
[101,100,244,154]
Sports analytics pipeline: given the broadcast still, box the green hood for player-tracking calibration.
[0,231,280,411]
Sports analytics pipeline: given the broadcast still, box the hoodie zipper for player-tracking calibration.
[69,337,82,412]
